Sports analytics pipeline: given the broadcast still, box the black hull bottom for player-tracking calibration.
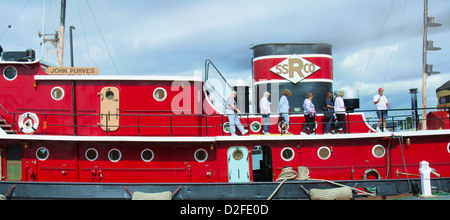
[1,178,449,200]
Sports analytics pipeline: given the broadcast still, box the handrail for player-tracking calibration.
[0,106,448,119]
[0,103,10,114]
[0,105,448,137]
[204,59,232,89]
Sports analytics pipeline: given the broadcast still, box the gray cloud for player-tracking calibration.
[1,0,449,109]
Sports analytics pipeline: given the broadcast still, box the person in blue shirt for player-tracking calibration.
[324,92,335,134]
[278,89,292,134]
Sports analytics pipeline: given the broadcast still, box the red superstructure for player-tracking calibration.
[0,43,449,186]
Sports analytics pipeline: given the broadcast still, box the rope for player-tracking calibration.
[267,167,298,200]
[382,0,408,88]
[124,186,182,200]
[85,0,120,75]
[309,178,375,197]
[267,166,375,200]
[0,0,32,42]
[298,166,310,180]
[357,0,396,91]
[76,0,93,67]
[276,167,299,182]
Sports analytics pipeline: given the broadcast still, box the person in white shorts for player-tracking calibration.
[373,88,391,132]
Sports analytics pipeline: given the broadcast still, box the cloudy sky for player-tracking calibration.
[1,0,450,112]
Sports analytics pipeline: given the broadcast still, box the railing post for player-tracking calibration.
[105,114,109,136]
[222,115,224,136]
[414,108,419,131]
[137,115,140,136]
[44,114,47,135]
[392,115,395,132]
[246,114,250,136]
[448,107,450,129]
[205,115,208,136]
[170,115,173,137]
[346,111,350,134]
[13,113,16,134]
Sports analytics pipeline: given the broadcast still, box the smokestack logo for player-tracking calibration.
[269,55,321,84]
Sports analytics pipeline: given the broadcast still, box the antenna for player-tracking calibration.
[41,0,44,59]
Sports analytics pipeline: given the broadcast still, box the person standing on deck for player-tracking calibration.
[373,88,390,132]
[278,89,292,134]
[301,93,316,135]
[324,92,335,135]
[260,91,271,135]
[335,90,347,134]
[225,91,248,136]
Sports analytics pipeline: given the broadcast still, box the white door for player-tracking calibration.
[227,147,250,183]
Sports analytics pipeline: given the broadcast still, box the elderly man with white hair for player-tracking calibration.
[334,90,347,134]
[260,91,271,135]
[225,91,248,136]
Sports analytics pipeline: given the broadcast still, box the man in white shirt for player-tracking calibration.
[373,88,391,132]
[334,90,346,134]
[260,91,271,135]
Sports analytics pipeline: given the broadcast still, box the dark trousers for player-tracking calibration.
[336,114,346,133]
[302,114,316,134]
[324,115,335,134]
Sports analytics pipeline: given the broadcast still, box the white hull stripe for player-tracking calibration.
[35,75,203,82]
[0,130,448,142]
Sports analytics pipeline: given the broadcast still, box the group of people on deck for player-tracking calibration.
[225,88,390,136]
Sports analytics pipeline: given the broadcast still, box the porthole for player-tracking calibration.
[447,142,450,154]
[108,148,122,162]
[141,149,154,162]
[3,66,17,81]
[36,147,49,161]
[85,148,98,161]
[153,87,167,102]
[223,122,230,133]
[105,90,115,100]
[51,87,65,101]
[250,121,261,132]
[281,147,295,161]
[194,148,208,162]
[372,145,386,158]
[232,148,244,160]
[317,146,331,160]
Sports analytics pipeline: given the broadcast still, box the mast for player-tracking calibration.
[421,0,441,130]
[39,0,66,67]
[58,0,66,67]
[41,0,45,59]
[422,0,428,130]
